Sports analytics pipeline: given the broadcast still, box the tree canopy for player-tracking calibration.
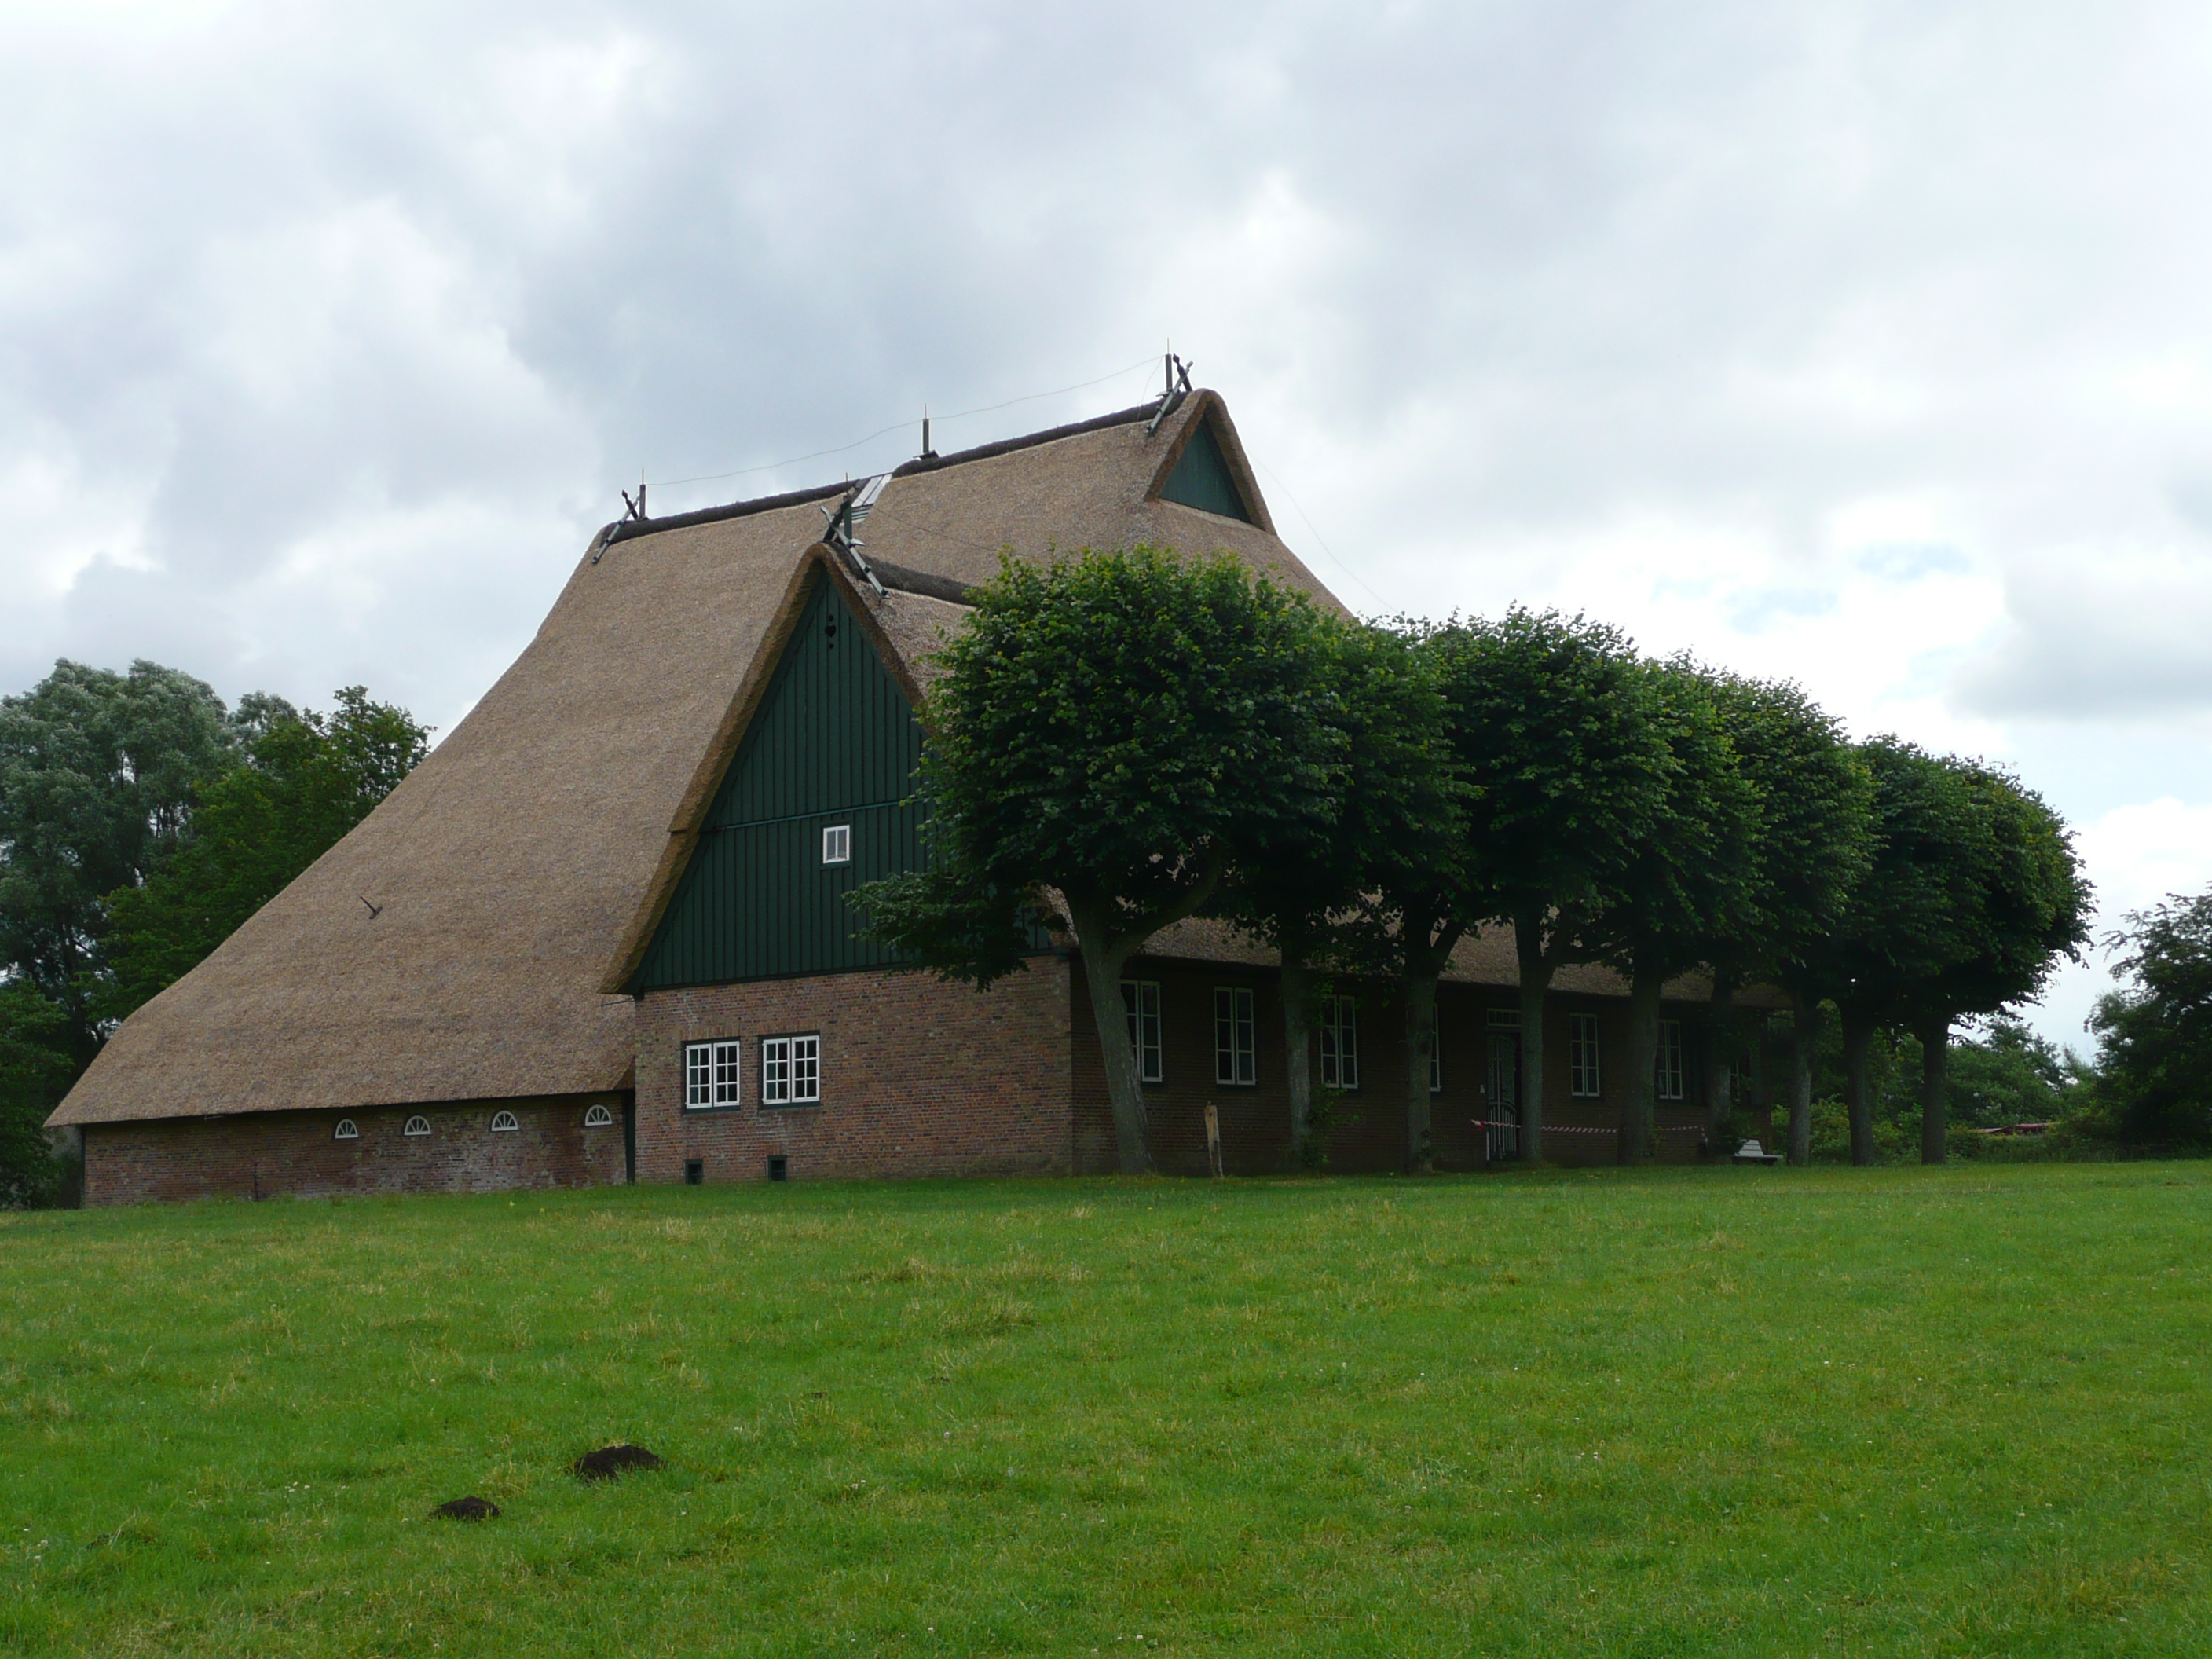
[2089,892,2212,1145]
[854,546,1346,1173]
[101,688,430,1023]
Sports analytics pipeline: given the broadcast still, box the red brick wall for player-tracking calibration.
[82,1096,630,1207]
[632,960,1075,1184]
[1070,961,1771,1174]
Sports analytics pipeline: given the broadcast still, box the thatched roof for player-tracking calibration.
[53,390,1340,1126]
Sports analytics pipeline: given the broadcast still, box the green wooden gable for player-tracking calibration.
[1159,416,1254,522]
[632,571,925,989]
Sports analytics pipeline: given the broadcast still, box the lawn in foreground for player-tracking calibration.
[2,1163,2208,1656]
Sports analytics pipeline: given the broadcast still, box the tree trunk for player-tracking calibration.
[1280,954,1314,1168]
[1619,962,1662,1163]
[1786,998,1822,1166]
[1404,968,1439,1170]
[1514,910,1554,1165]
[1064,898,1148,1175]
[1917,1013,1951,1166]
[1703,975,1738,1139]
[1840,1003,1877,1167]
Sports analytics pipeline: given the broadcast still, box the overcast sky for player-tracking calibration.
[7,0,2210,1047]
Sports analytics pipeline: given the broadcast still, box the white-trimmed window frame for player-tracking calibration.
[1319,995,1360,1092]
[1121,979,1163,1084]
[1214,986,1258,1087]
[761,1033,822,1107]
[822,823,851,866]
[684,1038,742,1111]
[333,1118,359,1141]
[584,1102,616,1128]
[1655,1019,1686,1102]
[489,1109,521,1133]
[1569,1013,1603,1098]
[402,1114,431,1137]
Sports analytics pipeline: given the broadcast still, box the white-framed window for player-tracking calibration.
[333,1118,359,1141]
[1121,980,1163,1083]
[761,1034,822,1106]
[684,1039,742,1110]
[584,1103,615,1128]
[1319,995,1359,1091]
[822,823,851,866]
[1569,1013,1603,1098]
[490,1109,520,1133]
[1214,987,1257,1086]
[403,1114,430,1137]
[1655,1019,1686,1102]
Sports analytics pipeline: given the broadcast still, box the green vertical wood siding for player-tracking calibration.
[1159,417,1253,522]
[633,573,926,988]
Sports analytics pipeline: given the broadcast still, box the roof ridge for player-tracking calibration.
[592,398,1166,552]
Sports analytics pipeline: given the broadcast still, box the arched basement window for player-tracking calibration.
[584,1104,615,1128]
[333,1119,360,1141]
[402,1115,431,1137]
[489,1110,520,1133]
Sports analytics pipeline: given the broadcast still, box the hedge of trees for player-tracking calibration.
[857,547,2101,1174]
[0,661,427,1204]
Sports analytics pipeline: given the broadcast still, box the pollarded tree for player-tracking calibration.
[1580,657,1760,1163]
[1214,621,1466,1167]
[852,547,1346,1174]
[1697,676,1876,1164]
[1449,610,1671,1163]
[1902,767,2089,1163]
[1811,740,1993,1166]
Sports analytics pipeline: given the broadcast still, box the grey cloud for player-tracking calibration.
[1957,551,2212,720]
[5,0,2212,752]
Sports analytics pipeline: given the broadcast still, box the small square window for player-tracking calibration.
[1121,979,1163,1084]
[1214,987,1257,1086]
[822,824,851,865]
[684,1039,742,1109]
[1319,996,1360,1092]
[761,1034,822,1106]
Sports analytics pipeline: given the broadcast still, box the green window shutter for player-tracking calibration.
[1159,417,1253,522]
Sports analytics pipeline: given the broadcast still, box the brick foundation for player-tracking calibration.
[632,961,1075,1184]
[81,1096,630,1207]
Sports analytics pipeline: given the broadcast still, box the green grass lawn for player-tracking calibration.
[2,1163,2208,1657]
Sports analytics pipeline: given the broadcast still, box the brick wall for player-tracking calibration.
[632,960,1075,1185]
[82,1095,630,1207]
[1071,960,1771,1175]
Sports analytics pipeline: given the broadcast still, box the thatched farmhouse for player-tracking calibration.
[50,390,1767,1203]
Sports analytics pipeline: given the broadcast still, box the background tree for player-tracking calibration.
[1700,676,1875,1163]
[1581,657,1760,1163]
[855,547,1344,1174]
[1215,621,1463,1168]
[2086,892,2212,1146]
[1449,610,1669,1163]
[0,980,76,1207]
[0,661,237,1060]
[101,688,431,1022]
[1902,766,2089,1163]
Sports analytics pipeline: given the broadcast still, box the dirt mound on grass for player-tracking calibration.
[433,1496,500,1521]
[573,1444,664,1481]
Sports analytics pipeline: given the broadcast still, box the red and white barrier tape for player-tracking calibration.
[1471,1119,1706,1136]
